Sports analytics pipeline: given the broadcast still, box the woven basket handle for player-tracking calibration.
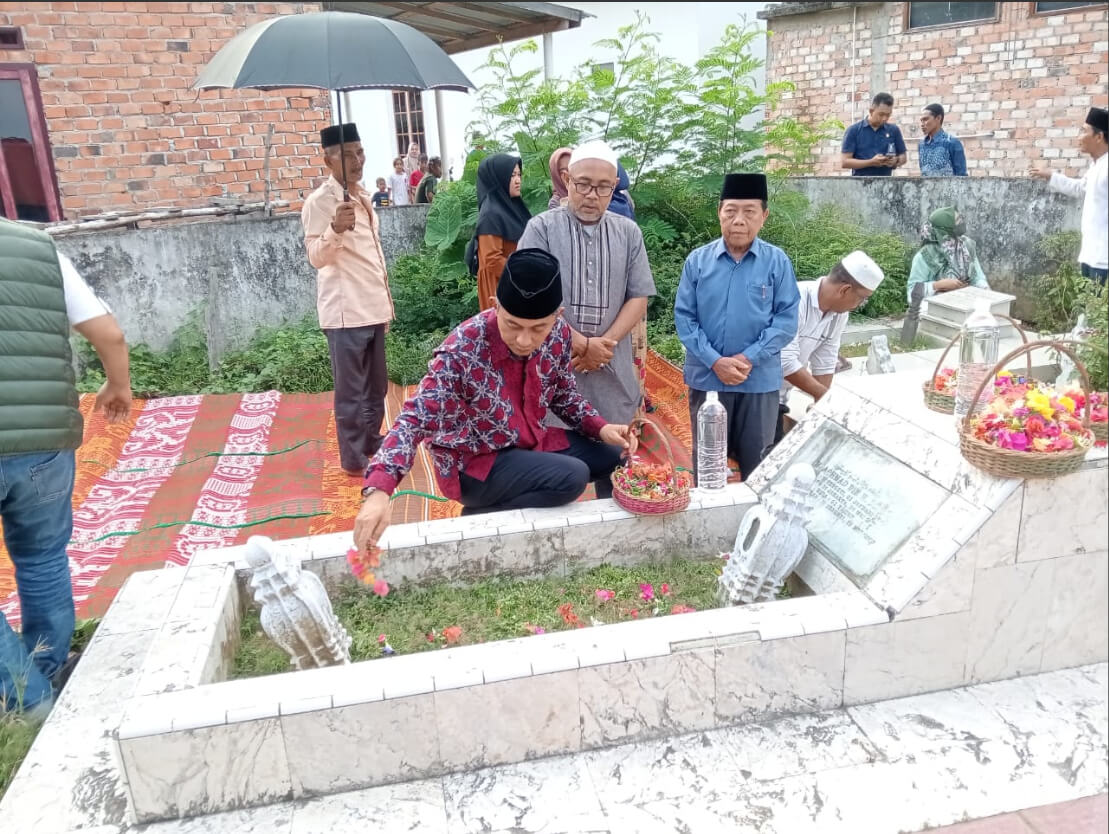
[630,416,679,490]
[931,313,1031,389]
[960,338,1093,437]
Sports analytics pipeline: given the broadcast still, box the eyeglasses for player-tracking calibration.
[570,178,615,198]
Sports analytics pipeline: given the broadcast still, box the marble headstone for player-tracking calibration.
[245,535,351,670]
[718,463,816,605]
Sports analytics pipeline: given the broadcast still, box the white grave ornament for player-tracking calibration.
[244,535,351,669]
[865,334,896,375]
[717,463,816,605]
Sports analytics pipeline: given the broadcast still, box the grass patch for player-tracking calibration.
[0,714,37,798]
[839,334,935,359]
[233,557,761,678]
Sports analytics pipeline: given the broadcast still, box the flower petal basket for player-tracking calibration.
[959,340,1094,480]
[611,417,691,516]
[923,314,1029,414]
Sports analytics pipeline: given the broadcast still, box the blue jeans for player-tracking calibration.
[0,450,76,711]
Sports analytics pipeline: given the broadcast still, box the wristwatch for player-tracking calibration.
[360,485,379,501]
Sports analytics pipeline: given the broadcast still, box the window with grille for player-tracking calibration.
[1033,1,1104,12]
[906,2,998,29]
[392,90,426,157]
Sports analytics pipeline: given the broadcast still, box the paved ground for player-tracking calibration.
[924,793,1107,833]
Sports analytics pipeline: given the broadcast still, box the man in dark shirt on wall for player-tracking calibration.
[841,92,907,176]
[415,156,442,204]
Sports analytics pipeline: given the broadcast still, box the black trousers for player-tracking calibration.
[688,389,779,482]
[324,324,388,472]
[458,432,624,515]
[774,403,791,445]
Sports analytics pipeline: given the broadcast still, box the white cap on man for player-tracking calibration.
[569,139,619,171]
[841,250,885,291]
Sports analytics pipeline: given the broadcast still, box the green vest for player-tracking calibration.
[0,219,84,455]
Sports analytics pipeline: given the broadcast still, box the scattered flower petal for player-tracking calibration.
[442,625,463,644]
[660,583,671,596]
[558,602,582,627]
[372,579,390,597]
[377,633,387,643]
[639,583,655,602]
[595,589,615,603]
[671,604,697,615]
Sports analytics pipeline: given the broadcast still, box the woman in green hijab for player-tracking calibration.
[906,206,990,302]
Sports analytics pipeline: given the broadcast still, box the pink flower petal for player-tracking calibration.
[372,579,390,597]
[595,589,615,602]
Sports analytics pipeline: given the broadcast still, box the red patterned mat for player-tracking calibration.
[0,352,692,623]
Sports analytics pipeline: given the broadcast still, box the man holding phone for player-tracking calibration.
[841,92,907,176]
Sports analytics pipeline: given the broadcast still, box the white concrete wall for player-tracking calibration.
[338,2,770,186]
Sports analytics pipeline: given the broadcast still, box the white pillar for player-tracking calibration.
[543,32,554,80]
[434,89,449,178]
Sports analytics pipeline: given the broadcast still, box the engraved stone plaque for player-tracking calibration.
[764,420,949,582]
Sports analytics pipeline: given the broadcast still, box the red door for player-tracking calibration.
[0,64,62,222]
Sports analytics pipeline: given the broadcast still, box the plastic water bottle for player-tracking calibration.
[954,299,1000,420]
[696,391,728,490]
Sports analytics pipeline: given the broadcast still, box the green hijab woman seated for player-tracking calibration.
[906,206,990,303]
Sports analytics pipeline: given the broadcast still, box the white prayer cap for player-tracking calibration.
[569,140,618,172]
[841,250,885,291]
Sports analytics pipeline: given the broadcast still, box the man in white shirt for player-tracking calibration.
[1,219,132,718]
[776,251,885,441]
[1030,106,1109,287]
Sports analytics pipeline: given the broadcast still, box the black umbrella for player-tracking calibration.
[194,11,474,198]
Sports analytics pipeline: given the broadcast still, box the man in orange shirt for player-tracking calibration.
[301,123,396,476]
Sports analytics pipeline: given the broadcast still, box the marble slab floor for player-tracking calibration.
[84,662,1107,834]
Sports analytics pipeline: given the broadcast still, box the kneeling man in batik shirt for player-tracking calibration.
[353,249,638,553]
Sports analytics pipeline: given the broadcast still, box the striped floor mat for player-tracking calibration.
[0,352,692,624]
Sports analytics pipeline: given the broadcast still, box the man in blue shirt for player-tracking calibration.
[918,103,968,176]
[674,173,800,482]
[841,92,906,177]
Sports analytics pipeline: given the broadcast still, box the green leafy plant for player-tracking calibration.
[762,201,912,318]
[1076,283,1107,391]
[387,251,477,338]
[211,316,333,393]
[1032,231,1086,335]
[75,311,210,398]
[385,328,447,386]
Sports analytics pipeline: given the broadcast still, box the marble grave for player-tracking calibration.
[1,360,1105,831]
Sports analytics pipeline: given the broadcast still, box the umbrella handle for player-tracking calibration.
[336,92,350,202]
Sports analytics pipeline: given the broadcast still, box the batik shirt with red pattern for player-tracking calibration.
[364,309,607,500]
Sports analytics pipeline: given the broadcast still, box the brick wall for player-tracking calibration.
[763,2,1108,176]
[0,1,331,217]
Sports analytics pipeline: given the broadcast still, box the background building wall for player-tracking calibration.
[762,1,1108,177]
[54,205,430,363]
[0,1,329,218]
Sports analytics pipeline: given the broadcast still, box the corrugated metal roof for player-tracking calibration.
[322,1,591,54]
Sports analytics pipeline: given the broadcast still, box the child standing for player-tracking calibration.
[371,177,391,207]
[388,157,410,206]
